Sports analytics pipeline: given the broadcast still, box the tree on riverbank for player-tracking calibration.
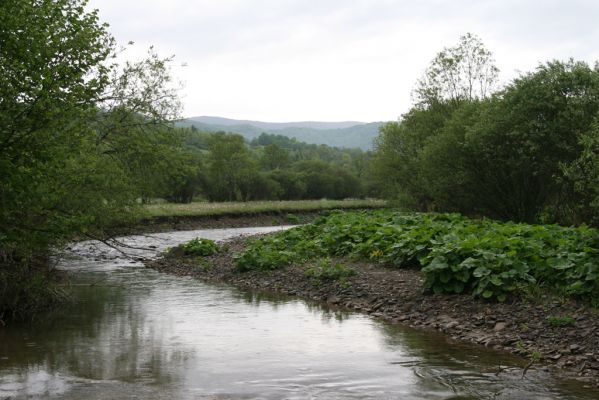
[374,33,599,226]
[0,0,184,320]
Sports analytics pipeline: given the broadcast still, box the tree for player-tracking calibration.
[376,57,599,223]
[0,0,181,319]
[260,143,290,170]
[561,117,599,225]
[372,34,497,209]
[413,33,499,107]
[294,160,362,199]
[267,170,306,200]
[1,0,117,254]
[204,133,257,201]
[464,60,599,222]
[372,101,457,208]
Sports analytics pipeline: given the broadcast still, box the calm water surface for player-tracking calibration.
[0,227,596,399]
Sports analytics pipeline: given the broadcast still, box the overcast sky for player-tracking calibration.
[88,0,599,122]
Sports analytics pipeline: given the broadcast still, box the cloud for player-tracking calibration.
[88,0,599,121]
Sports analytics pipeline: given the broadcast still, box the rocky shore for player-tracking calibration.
[146,233,599,386]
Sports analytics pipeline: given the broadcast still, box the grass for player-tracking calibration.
[143,199,386,218]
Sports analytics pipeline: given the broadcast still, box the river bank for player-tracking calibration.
[131,211,315,234]
[147,233,599,387]
[129,199,385,234]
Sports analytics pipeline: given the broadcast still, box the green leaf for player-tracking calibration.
[473,266,490,277]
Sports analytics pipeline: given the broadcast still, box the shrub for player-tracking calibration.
[234,210,599,304]
[304,259,356,281]
[180,238,219,256]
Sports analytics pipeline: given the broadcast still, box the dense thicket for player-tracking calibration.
[158,130,372,202]
[373,34,599,226]
[0,0,191,320]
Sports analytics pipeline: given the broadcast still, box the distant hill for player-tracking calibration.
[177,116,385,150]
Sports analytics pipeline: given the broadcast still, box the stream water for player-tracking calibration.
[0,226,596,399]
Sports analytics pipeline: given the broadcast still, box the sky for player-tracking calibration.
[88,0,599,122]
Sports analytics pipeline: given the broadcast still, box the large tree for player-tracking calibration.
[374,33,498,209]
[0,0,181,319]
[465,60,599,222]
[1,0,118,255]
[413,33,499,107]
[204,133,257,201]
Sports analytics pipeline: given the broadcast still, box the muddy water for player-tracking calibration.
[0,227,596,399]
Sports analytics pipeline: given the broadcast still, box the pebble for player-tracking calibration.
[494,322,507,331]
[147,236,599,383]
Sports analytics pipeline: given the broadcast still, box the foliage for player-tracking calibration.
[286,213,300,223]
[260,143,290,170]
[374,58,599,225]
[1,0,118,256]
[304,259,356,281]
[464,60,599,223]
[204,133,258,201]
[180,238,219,256]
[560,118,599,225]
[0,0,181,320]
[234,225,325,271]
[176,129,369,202]
[372,101,459,206]
[267,170,307,200]
[235,210,599,304]
[413,33,499,107]
[546,315,576,327]
[294,160,362,200]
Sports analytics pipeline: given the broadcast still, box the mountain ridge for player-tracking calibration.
[186,116,367,130]
[177,116,386,150]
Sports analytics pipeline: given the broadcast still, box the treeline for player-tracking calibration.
[147,130,374,204]
[0,0,192,319]
[1,0,378,321]
[372,34,599,226]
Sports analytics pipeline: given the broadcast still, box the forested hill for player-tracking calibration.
[177,116,385,150]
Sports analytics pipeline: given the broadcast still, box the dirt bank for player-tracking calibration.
[146,234,599,386]
[119,211,322,235]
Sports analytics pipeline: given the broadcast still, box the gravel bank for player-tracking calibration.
[146,234,599,386]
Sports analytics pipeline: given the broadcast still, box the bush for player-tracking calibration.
[180,238,219,256]
[304,258,356,281]
[234,210,599,304]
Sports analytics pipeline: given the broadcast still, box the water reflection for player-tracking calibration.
[0,226,596,399]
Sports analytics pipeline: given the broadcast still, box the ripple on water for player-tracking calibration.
[0,226,597,400]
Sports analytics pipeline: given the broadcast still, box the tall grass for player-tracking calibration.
[143,199,386,218]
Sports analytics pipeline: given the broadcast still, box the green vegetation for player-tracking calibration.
[5,4,599,324]
[546,316,576,327]
[144,199,386,218]
[180,238,219,256]
[234,210,599,304]
[0,0,185,320]
[373,33,599,227]
[305,259,356,281]
[165,130,376,202]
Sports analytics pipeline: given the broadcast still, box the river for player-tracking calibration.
[0,226,596,399]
